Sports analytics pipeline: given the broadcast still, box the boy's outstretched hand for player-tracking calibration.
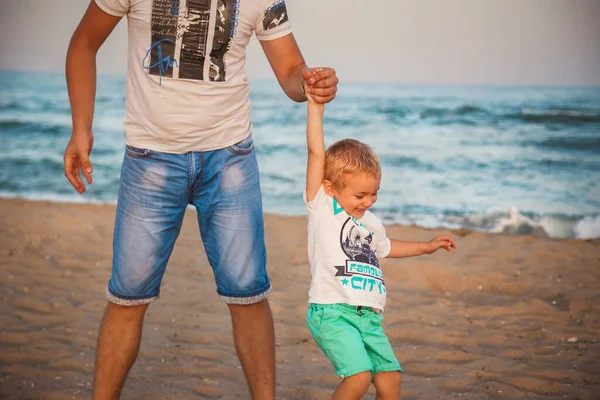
[425,236,456,254]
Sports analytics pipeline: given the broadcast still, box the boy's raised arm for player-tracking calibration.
[305,80,326,202]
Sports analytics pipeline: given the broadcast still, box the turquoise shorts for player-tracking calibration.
[306,303,402,378]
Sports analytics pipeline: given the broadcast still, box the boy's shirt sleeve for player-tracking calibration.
[95,0,129,16]
[255,0,292,41]
[373,219,392,259]
[304,184,326,211]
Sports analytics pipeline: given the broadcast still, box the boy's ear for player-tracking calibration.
[323,180,336,197]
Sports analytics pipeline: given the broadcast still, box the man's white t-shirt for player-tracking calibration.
[95,0,292,153]
[305,185,392,311]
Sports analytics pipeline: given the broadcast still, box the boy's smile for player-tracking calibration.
[324,172,381,219]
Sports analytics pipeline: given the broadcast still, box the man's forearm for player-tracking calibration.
[66,41,97,134]
[283,63,308,102]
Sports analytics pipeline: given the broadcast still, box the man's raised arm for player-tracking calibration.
[260,33,338,104]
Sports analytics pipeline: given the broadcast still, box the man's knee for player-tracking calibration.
[227,298,271,315]
[103,301,149,323]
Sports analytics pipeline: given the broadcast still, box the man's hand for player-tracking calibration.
[64,130,94,193]
[425,236,457,254]
[302,67,338,104]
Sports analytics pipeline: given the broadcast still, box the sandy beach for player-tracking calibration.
[0,198,599,399]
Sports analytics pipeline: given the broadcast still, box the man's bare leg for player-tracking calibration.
[228,299,276,400]
[92,302,149,400]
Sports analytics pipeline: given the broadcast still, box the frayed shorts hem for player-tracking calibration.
[219,286,271,305]
[106,289,158,306]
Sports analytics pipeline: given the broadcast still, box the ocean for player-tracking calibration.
[1,70,599,239]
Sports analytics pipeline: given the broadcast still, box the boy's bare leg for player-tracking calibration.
[373,371,402,400]
[332,371,372,400]
[229,299,276,400]
[93,302,149,400]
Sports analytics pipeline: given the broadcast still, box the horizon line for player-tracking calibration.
[1,67,599,90]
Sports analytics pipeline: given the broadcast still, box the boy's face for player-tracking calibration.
[324,172,381,219]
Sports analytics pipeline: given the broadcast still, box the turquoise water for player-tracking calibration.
[1,70,599,239]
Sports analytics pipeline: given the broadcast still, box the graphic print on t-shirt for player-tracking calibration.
[144,0,231,82]
[143,0,288,83]
[263,0,288,30]
[334,217,386,295]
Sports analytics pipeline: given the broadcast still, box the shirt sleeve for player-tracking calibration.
[304,184,327,212]
[373,219,392,259]
[255,0,292,41]
[95,0,129,17]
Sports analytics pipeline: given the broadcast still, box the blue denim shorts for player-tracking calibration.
[107,134,270,306]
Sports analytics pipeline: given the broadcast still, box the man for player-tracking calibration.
[63,1,338,399]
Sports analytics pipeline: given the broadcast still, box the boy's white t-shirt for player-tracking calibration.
[95,0,292,153]
[305,185,392,311]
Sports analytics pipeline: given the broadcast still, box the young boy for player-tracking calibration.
[303,76,456,400]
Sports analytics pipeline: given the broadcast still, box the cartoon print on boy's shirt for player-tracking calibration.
[333,203,386,295]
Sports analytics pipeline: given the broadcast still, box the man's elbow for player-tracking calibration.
[68,31,101,56]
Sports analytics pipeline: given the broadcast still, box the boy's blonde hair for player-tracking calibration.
[325,139,381,189]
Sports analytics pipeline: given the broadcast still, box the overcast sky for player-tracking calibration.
[1,0,599,86]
